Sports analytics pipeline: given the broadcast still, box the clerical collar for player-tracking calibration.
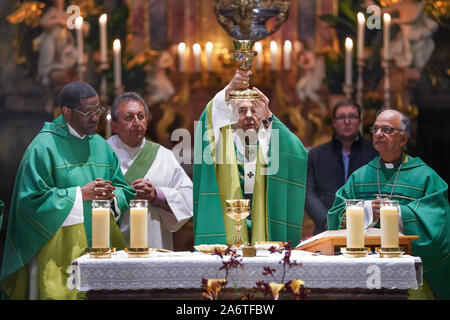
[67,123,86,139]
[380,154,404,169]
[114,135,145,154]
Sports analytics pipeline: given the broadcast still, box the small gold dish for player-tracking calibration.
[194,244,228,254]
[254,241,286,250]
[125,247,154,258]
[86,247,113,259]
[340,247,369,258]
[376,247,405,258]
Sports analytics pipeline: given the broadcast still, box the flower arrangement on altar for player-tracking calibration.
[201,242,308,300]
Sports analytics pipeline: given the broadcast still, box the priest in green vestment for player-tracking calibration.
[194,70,308,247]
[328,108,450,300]
[0,82,136,300]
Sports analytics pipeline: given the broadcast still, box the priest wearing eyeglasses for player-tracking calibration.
[328,108,450,300]
[0,82,136,300]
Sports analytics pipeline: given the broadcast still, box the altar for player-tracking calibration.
[71,249,422,300]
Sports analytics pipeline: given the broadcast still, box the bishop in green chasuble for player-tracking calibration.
[328,109,450,300]
[194,70,308,247]
[0,82,136,300]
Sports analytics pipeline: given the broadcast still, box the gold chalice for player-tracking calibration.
[225,199,250,248]
[228,40,260,101]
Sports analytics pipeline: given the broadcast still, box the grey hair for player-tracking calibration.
[376,107,411,135]
[111,91,149,121]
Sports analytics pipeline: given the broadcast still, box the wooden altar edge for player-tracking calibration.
[295,231,419,255]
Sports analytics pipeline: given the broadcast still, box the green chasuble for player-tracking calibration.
[0,115,136,300]
[193,100,308,247]
[328,155,450,299]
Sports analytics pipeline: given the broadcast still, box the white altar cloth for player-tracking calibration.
[72,250,422,292]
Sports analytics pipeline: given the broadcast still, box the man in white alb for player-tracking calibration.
[107,92,193,250]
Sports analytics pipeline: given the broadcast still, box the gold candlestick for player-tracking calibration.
[225,199,250,248]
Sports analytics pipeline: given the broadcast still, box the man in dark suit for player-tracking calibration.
[305,100,378,234]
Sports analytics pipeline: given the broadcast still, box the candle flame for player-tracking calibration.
[255,42,262,51]
[178,42,186,52]
[113,39,121,51]
[99,13,107,23]
[345,37,353,50]
[75,16,83,29]
[193,43,201,54]
[205,41,213,51]
[383,13,391,24]
[357,12,365,23]
[284,40,292,49]
[270,40,277,51]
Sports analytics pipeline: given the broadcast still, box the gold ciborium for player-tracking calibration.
[225,199,250,248]
[228,40,260,101]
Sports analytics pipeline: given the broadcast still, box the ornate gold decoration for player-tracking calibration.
[225,199,250,248]
[228,40,260,101]
[125,247,154,258]
[213,0,291,41]
[7,2,45,27]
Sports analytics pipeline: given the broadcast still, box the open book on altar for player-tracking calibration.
[295,228,418,255]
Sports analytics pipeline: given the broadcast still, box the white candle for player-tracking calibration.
[380,206,399,248]
[346,205,364,248]
[92,208,110,248]
[178,42,186,72]
[345,37,353,85]
[283,40,292,70]
[113,39,122,89]
[193,43,201,72]
[357,12,365,60]
[75,16,84,66]
[254,42,263,71]
[99,14,108,64]
[270,41,278,71]
[105,111,111,139]
[130,207,148,248]
[383,13,391,60]
[205,41,213,72]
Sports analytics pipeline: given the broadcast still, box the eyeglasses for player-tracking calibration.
[334,115,360,121]
[370,125,403,134]
[72,105,106,119]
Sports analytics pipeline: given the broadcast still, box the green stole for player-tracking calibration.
[215,125,267,245]
[193,100,308,247]
[123,140,161,185]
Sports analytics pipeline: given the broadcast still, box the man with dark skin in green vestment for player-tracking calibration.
[328,108,450,299]
[0,82,136,299]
